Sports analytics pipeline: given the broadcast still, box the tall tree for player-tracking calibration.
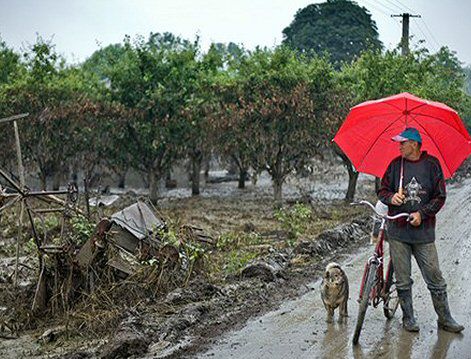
[282,0,382,65]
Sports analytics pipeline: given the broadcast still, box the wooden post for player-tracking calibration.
[0,114,28,286]
[13,120,26,286]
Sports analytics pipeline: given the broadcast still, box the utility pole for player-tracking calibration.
[391,13,421,56]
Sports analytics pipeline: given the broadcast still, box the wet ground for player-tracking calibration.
[199,179,471,359]
[2,165,470,358]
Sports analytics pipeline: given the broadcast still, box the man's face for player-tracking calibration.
[399,140,419,158]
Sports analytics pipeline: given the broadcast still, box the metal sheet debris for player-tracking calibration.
[110,201,165,240]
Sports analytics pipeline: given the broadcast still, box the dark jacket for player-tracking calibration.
[377,151,446,243]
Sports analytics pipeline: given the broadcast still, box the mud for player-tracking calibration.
[0,162,397,358]
[198,178,471,359]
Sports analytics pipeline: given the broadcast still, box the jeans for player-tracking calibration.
[389,240,447,292]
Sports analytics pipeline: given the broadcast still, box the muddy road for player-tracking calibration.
[199,179,471,359]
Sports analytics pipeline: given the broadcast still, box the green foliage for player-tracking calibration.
[275,203,312,240]
[465,66,471,95]
[158,226,179,247]
[340,47,466,105]
[223,250,258,275]
[24,238,38,256]
[1,32,470,206]
[214,231,265,275]
[214,45,339,203]
[0,35,115,189]
[43,215,60,231]
[282,0,382,65]
[70,215,94,245]
[0,36,23,85]
[216,232,263,251]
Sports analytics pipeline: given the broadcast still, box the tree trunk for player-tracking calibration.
[39,171,47,191]
[346,169,359,202]
[375,177,381,193]
[70,162,79,187]
[203,156,210,181]
[238,168,247,189]
[273,178,283,208]
[333,144,359,202]
[191,151,202,196]
[52,171,61,191]
[118,170,127,189]
[148,168,160,204]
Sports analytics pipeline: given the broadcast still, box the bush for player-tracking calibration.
[274,203,312,240]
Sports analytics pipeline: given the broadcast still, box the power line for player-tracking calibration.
[361,0,392,17]
[381,0,403,12]
[419,19,441,50]
[389,0,417,13]
[413,20,437,53]
[360,0,400,30]
[374,0,400,14]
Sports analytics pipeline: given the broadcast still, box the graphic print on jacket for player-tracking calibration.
[378,152,446,244]
[404,177,426,204]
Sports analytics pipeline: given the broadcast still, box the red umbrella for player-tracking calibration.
[333,92,471,179]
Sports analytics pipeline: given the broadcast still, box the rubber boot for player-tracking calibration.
[397,289,420,332]
[430,290,464,333]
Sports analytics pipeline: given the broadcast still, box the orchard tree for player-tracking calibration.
[180,44,224,195]
[211,75,252,189]
[0,38,24,170]
[282,0,382,65]
[209,43,252,189]
[104,33,200,202]
[220,47,336,205]
[0,38,75,189]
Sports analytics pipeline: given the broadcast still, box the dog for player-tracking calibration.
[320,262,349,323]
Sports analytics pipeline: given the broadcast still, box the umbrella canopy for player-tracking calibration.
[333,92,471,179]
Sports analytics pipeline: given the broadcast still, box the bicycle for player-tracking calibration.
[351,200,411,345]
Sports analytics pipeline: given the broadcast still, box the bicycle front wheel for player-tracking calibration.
[352,262,377,345]
[383,267,399,319]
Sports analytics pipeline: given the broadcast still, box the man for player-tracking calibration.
[378,127,464,333]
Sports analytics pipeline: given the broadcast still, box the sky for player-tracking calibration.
[0,0,470,66]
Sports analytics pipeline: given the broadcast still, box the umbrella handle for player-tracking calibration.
[398,187,404,196]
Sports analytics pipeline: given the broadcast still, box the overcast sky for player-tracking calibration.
[0,0,470,66]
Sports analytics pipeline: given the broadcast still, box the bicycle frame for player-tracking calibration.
[358,218,394,306]
[359,218,393,308]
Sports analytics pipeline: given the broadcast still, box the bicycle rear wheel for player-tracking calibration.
[383,267,399,319]
[352,262,377,345]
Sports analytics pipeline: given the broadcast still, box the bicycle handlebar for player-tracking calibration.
[351,200,411,221]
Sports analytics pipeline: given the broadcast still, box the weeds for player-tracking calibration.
[274,203,312,241]
[70,215,94,245]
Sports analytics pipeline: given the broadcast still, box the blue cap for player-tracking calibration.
[392,127,422,143]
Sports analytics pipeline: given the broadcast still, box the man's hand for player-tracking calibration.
[409,212,422,226]
[391,192,405,206]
